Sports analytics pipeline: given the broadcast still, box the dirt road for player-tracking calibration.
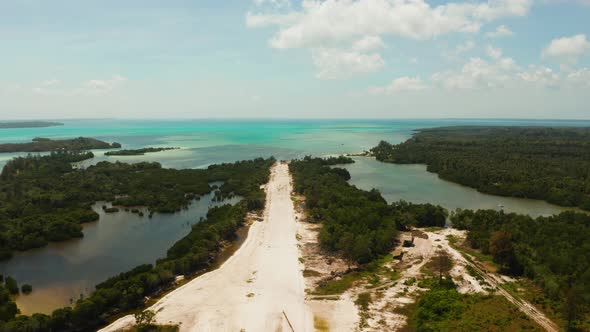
[100,162,313,332]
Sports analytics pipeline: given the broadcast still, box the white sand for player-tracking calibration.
[100,162,313,332]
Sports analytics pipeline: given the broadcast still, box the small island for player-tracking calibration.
[104,147,178,156]
[0,121,63,129]
[0,137,121,153]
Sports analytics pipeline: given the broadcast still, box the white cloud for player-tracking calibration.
[248,0,532,80]
[486,25,513,38]
[85,75,127,94]
[249,0,532,49]
[518,65,561,88]
[442,40,476,61]
[312,48,384,79]
[368,76,427,94]
[32,75,128,96]
[246,12,301,27]
[352,35,384,52]
[486,45,503,60]
[254,0,291,7]
[431,55,518,90]
[543,34,590,63]
[423,50,588,91]
[42,79,61,87]
[567,68,590,86]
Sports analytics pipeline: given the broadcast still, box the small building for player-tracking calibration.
[392,248,404,260]
[402,235,415,247]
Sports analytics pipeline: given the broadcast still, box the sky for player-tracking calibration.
[0,0,589,119]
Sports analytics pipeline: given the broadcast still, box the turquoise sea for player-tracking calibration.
[2,118,589,169]
[1,118,589,314]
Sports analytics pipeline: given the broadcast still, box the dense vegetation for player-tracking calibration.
[408,279,542,332]
[0,137,121,153]
[451,209,590,330]
[0,279,18,324]
[372,126,590,210]
[290,156,447,264]
[105,147,178,156]
[0,122,63,129]
[0,152,272,259]
[0,156,273,331]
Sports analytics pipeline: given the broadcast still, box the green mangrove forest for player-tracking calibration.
[371,126,590,210]
[290,156,447,264]
[450,209,590,330]
[0,137,121,153]
[104,147,178,156]
[0,151,273,331]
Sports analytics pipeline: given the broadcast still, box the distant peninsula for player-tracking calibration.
[0,121,63,129]
[104,147,178,156]
[0,137,121,153]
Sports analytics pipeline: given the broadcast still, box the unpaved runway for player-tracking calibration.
[100,162,313,332]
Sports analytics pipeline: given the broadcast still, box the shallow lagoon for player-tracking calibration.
[0,192,240,314]
[344,157,572,217]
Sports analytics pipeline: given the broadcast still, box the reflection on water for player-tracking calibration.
[0,192,241,315]
[344,157,573,217]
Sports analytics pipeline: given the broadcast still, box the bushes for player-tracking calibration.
[451,209,590,328]
[20,285,32,295]
[3,278,18,295]
[290,157,398,264]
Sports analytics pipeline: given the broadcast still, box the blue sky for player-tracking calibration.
[0,0,589,119]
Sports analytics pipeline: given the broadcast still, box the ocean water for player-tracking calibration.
[0,118,587,314]
[2,118,589,169]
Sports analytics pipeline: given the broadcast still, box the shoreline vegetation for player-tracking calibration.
[371,126,590,211]
[0,151,271,259]
[0,122,63,129]
[292,156,587,331]
[104,147,179,156]
[0,137,121,153]
[450,209,590,331]
[290,156,447,265]
[0,151,274,331]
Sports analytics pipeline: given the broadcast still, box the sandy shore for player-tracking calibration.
[100,162,313,332]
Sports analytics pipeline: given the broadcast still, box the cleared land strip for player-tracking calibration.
[460,251,559,332]
[439,230,559,332]
[101,162,313,332]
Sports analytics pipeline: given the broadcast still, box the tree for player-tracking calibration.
[433,251,453,283]
[21,284,32,294]
[489,231,518,274]
[135,310,156,331]
[4,276,18,295]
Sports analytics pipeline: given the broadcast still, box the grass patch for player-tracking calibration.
[355,292,373,311]
[303,269,322,277]
[355,292,373,328]
[314,316,329,332]
[410,283,543,332]
[313,271,366,295]
[447,235,498,271]
[123,325,178,332]
[502,279,571,330]
[312,254,400,295]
